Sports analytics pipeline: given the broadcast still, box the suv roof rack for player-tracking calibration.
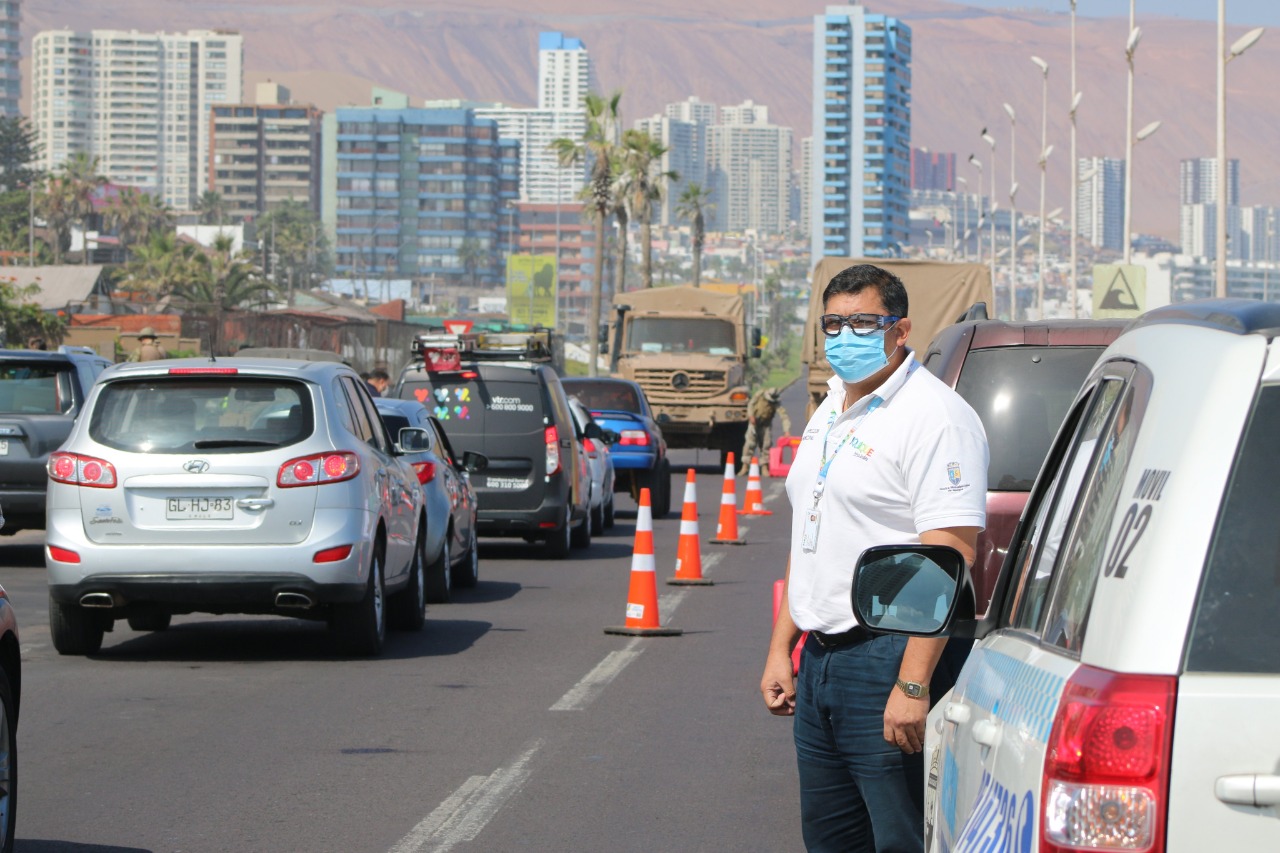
[411,328,558,372]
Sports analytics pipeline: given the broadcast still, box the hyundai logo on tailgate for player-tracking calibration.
[183,459,210,474]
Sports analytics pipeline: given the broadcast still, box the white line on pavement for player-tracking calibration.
[549,643,642,711]
[388,738,544,853]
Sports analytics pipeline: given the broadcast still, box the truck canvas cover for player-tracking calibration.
[616,285,744,317]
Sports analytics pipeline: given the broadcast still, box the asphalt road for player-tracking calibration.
[0,443,806,852]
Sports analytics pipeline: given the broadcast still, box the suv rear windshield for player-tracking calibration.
[563,380,640,413]
[89,379,313,453]
[954,346,1102,491]
[0,361,76,415]
[1187,384,1280,674]
[400,377,545,436]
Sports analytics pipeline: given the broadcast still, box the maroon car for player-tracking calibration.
[922,317,1128,615]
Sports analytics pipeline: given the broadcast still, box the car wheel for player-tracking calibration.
[332,544,386,656]
[590,498,604,536]
[452,528,479,589]
[389,522,427,631]
[651,458,673,518]
[571,508,592,549]
[0,665,15,853]
[49,598,105,656]
[604,493,616,529]
[545,514,572,559]
[126,609,172,633]
[425,534,452,604]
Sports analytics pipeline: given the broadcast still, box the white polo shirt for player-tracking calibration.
[785,350,989,634]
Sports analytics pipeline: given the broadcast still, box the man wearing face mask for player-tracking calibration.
[760,263,988,852]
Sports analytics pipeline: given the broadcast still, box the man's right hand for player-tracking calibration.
[760,652,797,716]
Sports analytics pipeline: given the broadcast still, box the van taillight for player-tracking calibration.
[1042,667,1176,853]
[48,452,117,488]
[545,426,561,475]
[278,452,360,487]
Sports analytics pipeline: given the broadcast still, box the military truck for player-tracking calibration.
[804,259,992,415]
[606,285,761,462]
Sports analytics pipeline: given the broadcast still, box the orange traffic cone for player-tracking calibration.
[669,469,712,586]
[710,453,747,546]
[605,488,682,636]
[738,456,772,516]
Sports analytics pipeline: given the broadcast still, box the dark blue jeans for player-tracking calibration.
[793,633,970,853]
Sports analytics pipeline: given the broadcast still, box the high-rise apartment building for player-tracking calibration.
[720,100,770,127]
[0,2,19,116]
[1179,157,1240,259]
[707,104,792,234]
[1180,157,1239,206]
[321,90,520,289]
[1077,156,1125,252]
[812,5,912,261]
[666,96,717,126]
[31,28,243,210]
[209,82,323,219]
[800,137,813,236]
[538,31,594,112]
[634,112,704,227]
[911,148,954,191]
[1181,203,1278,261]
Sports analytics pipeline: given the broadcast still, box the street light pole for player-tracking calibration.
[1123,3,1139,264]
[981,133,998,300]
[1217,5,1265,296]
[957,175,969,261]
[1069,1,1079,317]
[969,154,984,268]
[1032,55,1050,319]
[1003,102,1017,319]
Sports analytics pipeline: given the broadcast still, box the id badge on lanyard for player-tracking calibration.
[801,397,883,553]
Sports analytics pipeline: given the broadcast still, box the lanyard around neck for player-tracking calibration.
[812,396,882,508]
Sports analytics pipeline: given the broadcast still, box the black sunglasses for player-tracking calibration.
[819,313,901,337]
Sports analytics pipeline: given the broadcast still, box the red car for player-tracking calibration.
[921,316,1128,615]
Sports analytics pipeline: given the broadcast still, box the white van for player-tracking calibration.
[852,299,1280,852]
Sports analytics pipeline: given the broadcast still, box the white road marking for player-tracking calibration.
[550,643,642,711]
[388,738,544,853]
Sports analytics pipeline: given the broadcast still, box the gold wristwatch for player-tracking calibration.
[895,678,928,699]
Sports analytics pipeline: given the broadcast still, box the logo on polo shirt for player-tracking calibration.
[940,461,971,492]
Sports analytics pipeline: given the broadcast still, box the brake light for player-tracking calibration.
[619,430,649,447]
[583,438,597,454]
[545,425,561,475]
[412,461,436,484]
[47,545,81,563]
[278,452,360,487]
[461,371,479,380]
[167,367,239,375]
[313,544,353,563]
[48,452,117,488]
[1042,667,1177,853]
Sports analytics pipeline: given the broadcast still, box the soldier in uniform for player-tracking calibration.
[129,328,168,362]
[741,386,792,475]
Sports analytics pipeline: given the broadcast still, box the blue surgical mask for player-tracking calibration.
[825,328,892,384]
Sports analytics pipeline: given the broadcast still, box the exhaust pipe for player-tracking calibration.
[79,592,115,608]
[275,591,314,610]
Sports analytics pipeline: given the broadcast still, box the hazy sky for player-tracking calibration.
[958,1,1278,26]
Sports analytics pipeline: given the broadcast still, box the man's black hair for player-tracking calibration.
[369,368,391,382]
[822,264,909,318]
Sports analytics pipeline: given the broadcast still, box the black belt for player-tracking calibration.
[809,626,871,649]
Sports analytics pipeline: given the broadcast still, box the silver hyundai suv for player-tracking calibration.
[45,358,427,657]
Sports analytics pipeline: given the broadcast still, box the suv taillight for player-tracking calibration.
[619,430,649,447]
[48,452,117,488]
[277,452,360,487]
[545,425,561,475]
[1042,667,1176,853]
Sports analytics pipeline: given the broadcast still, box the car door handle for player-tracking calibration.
[236,498,274,510]
[971,719,1001,748]
[1216,775,1280,807]
[943,703,971,725]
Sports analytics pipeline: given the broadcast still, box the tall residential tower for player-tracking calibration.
[811,5,912,261]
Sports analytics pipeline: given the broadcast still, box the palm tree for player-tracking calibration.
[172,234,274,309]
[551,90,622,377]
[104,187,173,254]
[620,130,678,290]
[59,153,107,264]
[676,182,714,288]
[35,174,74,264]
[195,191,227,226]
[610,175,629,298]
[457,237,486,290]
[115,232,201,296]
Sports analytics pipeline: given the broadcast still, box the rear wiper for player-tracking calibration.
[192,439,282,449]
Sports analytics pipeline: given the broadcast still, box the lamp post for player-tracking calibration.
[968,154,984,267]
[1003,102,1017,318]
[957,175,969,260]
[1216,6,1265,296]
[981,132,998,303]
[1122,3,1140,264]
[1032,55,1050,318]
[1069,0,1081,317]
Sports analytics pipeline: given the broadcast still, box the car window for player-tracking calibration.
[339,376,378,447]
[563,380,641,413]
[88,378,313,453]
[1186,384,1280,674]
[953,346,1104,491]
[430,417,458,466]
[349,377,392,453]
[1039,367,1147,653]
[330,378,358,434]
[0,361,77,415]
[379,411,410,444]
[401,375,545,435]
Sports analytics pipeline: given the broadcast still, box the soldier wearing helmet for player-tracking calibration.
[741,386,792,475]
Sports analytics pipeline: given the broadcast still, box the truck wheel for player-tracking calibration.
[50,598,105,656]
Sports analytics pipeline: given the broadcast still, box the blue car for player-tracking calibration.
[561,378,671,517]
